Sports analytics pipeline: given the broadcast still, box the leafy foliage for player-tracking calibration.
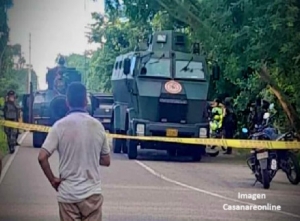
[89,0,300,132]
[64,53,91,86]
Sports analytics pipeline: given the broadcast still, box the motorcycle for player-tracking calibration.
[242,104,300,189]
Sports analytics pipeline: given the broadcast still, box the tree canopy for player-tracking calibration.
[87,0,300,132]
[0,1,37,103]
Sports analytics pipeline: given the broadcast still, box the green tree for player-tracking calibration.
[86,11,152,92]
[0,0,14,155]
[90,0,300,133]
[113,0,300,132]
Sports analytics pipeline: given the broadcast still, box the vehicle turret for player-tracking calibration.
[147,30,191,53]
[25,55,82,148]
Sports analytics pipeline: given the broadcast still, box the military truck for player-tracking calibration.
[110,30,220,161]
[22,55,82,147]
[89,92,114,132]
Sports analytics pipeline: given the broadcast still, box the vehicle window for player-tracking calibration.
[130,56,136,75]
[144,58,170,77]
[175,61,205,79]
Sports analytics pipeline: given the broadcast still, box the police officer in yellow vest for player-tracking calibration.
[209,98,226,133]
[3,90,20,154]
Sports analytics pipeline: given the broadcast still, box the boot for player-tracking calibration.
[9,145,15,154]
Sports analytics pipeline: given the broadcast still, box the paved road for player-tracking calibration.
[0,145,300,221]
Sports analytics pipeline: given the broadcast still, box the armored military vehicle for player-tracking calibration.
[22,55,82,147]
[111,30,220,161]
[89,92,114,132]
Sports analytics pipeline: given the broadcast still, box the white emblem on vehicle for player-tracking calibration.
[164,80,182,94]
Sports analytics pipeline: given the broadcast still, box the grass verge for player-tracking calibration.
[0,127,8,159]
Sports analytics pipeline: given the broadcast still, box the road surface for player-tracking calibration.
[0,142,300,220]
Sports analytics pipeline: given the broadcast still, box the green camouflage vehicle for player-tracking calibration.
[22,56,114,148]
[22,55,82,147]
[111,30,220,161]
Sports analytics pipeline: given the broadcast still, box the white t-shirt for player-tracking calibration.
[42,112,110,203]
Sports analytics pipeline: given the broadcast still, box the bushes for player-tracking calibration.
[0,127,8,158]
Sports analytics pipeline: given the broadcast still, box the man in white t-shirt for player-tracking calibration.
[38,82,110,221]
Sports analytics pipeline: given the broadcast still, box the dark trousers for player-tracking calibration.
[224,127,235,154]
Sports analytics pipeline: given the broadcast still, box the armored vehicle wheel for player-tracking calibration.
[127,140,138,159]
[33,132,47,148]
[112,138,122,154]
[167,149,176,157]
[112,128,124,154]
[122,141,128,154]
[190,146,202,162]
[127,129,138,159]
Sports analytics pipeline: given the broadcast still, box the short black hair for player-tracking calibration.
[66,82,87,108]
[214,97,221,104]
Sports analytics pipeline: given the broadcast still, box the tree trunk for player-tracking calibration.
[259,63,300,135]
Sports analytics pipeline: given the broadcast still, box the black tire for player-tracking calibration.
[122,140,128,154]
[167,149,176,157]
[191,147,202,162]
[33,132,47,148]
[112,138,122,153]
[262,169,270,189]
[126,129,138,159]
[112,128,124,154]
[127,140,138,160]
[285,152,300,185]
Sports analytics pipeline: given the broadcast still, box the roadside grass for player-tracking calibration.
[0,127,8,159]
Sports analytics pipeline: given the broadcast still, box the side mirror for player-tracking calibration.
[263,112,270,119]
[212,63,220,80]
[140,66,147,75]
[123,58,131,75]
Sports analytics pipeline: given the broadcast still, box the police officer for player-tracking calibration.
[223,97,237,155]
[3,90,20,154]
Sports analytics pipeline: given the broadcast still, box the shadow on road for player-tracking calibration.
[135,149,247,164]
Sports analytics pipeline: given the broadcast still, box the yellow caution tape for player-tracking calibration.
[1,119,300,149]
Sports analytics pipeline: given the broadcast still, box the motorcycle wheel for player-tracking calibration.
[285,152,300,185]
[261,169,270,189]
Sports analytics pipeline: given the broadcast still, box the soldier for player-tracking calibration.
[3,90,20,154]
[223,97,237,155]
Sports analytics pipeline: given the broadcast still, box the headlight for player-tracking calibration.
[199,128,207,137]
[136,124,145,136]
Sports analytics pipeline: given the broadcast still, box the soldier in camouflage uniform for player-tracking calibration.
[3,90,20,154]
